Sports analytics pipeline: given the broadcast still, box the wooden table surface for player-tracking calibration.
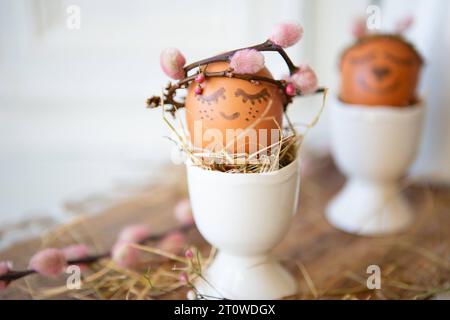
[1,159,449,300]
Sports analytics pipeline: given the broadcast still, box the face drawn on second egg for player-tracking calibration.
[340,35,423,107]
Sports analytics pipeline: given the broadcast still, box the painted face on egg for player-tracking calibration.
[340,35,422,106]
[185,62,284,154]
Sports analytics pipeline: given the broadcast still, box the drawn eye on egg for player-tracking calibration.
[349,52,376,65]
[195,87,272,122]
[384,52,414,66]
[234,88,270,105]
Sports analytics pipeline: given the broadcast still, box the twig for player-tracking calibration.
[147,38,326,115]
[184,40,297,75]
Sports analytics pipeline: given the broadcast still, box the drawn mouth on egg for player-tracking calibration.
[219,111,241,120]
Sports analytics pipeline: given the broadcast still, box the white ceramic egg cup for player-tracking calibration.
[186,158,300,299]
[326,98,424,236]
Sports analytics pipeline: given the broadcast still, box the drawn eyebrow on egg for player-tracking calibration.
[196,87,226,105]
[234,88,270,105]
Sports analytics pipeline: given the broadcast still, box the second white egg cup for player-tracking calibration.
[326,99,424,236]
[186,158,300,299]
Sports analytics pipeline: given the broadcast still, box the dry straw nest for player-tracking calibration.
[162,91,327,174]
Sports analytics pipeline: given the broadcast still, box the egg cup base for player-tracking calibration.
[326,179,412,236]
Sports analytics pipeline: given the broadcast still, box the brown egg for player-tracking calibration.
[185,62,284,154]
[340,35,423,107]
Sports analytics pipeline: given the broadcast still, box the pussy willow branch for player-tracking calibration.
[183,40,298,75]
[147,39,321,115]
[0,224,194,284]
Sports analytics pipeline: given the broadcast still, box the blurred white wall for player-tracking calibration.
[385,0,450,183]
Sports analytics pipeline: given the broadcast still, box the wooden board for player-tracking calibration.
[1,159,449,300]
